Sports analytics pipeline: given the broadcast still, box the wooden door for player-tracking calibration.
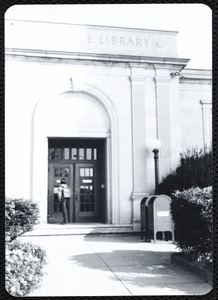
[48,164,73,223]
[74,163,99,223]
[47,138,106,224]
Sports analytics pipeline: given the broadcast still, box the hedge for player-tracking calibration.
[5,198,39,242]
[5,198,46,296]
[5,239,46,297]
[171,186,212,268]
[157,147,212,195]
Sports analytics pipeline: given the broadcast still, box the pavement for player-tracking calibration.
[19,234,212,297]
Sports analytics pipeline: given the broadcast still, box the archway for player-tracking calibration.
[32,84,119,224]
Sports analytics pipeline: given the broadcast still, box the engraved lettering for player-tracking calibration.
[156,39,163,48]
[127,37,134,46]
[120,37,126,45]
[136,38,142,46]
[82,33,154,49]
[112,36,117,45]
[144,39,149,46]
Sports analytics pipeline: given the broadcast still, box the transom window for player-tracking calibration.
[48,147,98,161]
[48,138,105,162]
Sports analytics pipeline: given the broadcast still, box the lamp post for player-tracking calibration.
[152,148,160,194]
[146,139,161,194]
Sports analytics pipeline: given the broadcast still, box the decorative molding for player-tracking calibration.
[179,78,212,85]
[129,75,147,85]
[70,78,84,93]
[5,48,190,66]
[154,77,171,86]
[200,100,212,106]
[154,65,172,85]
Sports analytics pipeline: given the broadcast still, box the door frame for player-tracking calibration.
[48,163,73,223]
[47,138,106,224]
[74,163,99,223]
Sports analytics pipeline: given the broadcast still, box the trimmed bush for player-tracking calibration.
[5,239,46,297]
[5,198,39,242]
[5,198,46,296]
[171,186,212,268]
[157,147,212,195]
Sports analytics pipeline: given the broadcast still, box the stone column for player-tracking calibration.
[130,67,149,230]
[168,72,182,172]
[154,67,171,179]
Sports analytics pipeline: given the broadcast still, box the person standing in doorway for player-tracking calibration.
[58,178,71,224]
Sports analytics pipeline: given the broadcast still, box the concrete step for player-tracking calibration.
[22,223,140,237]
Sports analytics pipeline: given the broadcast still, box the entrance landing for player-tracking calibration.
[22,224,138,237]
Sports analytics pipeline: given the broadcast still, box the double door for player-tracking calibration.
[48,163,99,223]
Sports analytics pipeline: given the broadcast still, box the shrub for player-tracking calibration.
[5,239,46,297]
[171,186,212,268]
[157,147,212,195]
[5,198,39,242]
[5,198,46,296]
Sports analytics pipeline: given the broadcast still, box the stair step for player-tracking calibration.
[22,224,140,237]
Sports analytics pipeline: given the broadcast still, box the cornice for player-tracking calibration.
[200,100,212,106]
[179,78,212,85]
[5,48,190,67]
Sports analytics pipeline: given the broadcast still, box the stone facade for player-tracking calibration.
[5,20,212,228]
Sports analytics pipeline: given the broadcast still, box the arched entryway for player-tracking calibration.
[33,84,119,224]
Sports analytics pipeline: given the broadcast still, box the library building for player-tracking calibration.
[5,20,212,230]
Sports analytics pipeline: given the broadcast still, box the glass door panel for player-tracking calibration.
[75,164,98,223]
[48,164,73,223]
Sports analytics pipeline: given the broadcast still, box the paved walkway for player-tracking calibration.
[19,235,212,296]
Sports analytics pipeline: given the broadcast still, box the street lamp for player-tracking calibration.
[146,139,161,194]
[152,148,160,194]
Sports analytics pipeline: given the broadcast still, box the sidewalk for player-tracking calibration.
[19,234,212,296]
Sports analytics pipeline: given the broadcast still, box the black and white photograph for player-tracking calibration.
[5,3,213,297]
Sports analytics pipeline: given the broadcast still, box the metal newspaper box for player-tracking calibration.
[140,195,174,243]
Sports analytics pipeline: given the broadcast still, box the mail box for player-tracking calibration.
[140,195,174,242]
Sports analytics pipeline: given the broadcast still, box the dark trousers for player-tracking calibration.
[61,198,69,224]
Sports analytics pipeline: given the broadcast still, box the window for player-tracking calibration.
[49,146,99,161]
[63,148,70,159]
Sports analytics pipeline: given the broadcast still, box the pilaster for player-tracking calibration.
[130,67,149,230]
[169,71,182,171]
[200,100,212,147]
[154,67,171,179]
